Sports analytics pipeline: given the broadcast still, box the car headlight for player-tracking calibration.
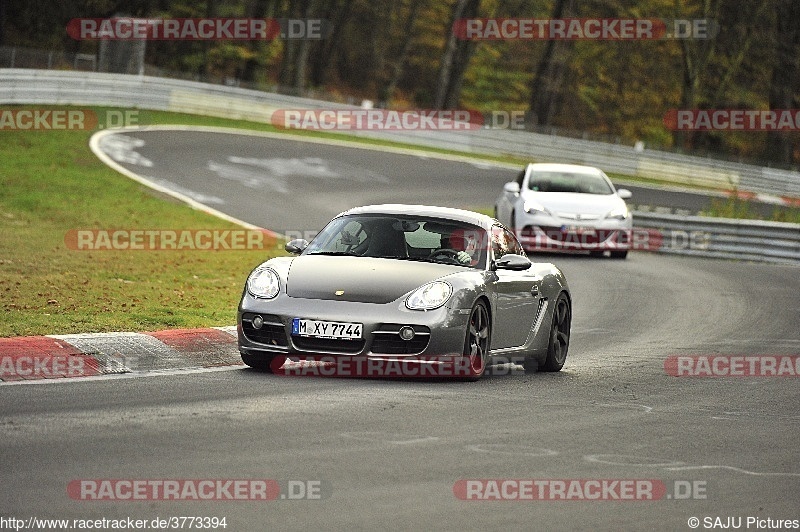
[406,281,452,310]
[246,267,281,299]
[523,200,550,215]
[605,207,629,220]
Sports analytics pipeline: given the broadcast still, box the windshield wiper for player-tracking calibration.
[307,251,360,256]
[393,256,437,263]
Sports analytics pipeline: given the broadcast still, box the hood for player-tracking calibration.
[523,190,625,217]
[286,255,461,304]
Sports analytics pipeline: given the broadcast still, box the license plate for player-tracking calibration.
[292,318,363,340]
[560,225,596,235]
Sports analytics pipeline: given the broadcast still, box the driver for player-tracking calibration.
[448,228,480,266]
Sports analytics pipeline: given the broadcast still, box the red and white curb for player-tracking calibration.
[725,190,800,208]
[0,326,242,383]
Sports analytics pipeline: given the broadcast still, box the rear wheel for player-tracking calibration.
[610,250,628,259]
[463,301,490,381]
[241,352,284,373]
[541,293,571,372]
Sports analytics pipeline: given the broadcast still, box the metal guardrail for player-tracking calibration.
[3,69,800,199]
[633,212,800,264]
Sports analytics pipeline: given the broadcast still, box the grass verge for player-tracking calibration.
[0,107,287,337]
[700,195,800,223]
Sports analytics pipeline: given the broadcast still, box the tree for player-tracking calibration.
[379,0,423,105]
[308,0,353,86]
[765,0,800,164]
[278,0,316,94]
[672,0,719,150]
[527,0,575,126]
[434,0,481,110]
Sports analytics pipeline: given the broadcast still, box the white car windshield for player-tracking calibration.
[528,171,614,195]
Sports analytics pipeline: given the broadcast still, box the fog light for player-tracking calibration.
[252,315,264,330]
[399,326,415,341]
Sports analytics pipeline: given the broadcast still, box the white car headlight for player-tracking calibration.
[247,267,281,299]
[406,281,452,310]
[523,200,550,215]
[606,207,629,220]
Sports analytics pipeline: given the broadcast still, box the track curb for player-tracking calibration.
[0,326,242,383]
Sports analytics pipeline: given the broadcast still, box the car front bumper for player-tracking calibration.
[238,294,470,360]
[515,213,633,252]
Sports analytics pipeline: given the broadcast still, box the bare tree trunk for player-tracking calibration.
[434,0,480,110]
[765,0,800,164]
[673,0,719,150]
[380,0,423,105]
[309,0,352,86]
[528,0,575,127]
[278,0,315,94]
[0,0,6,46]
[241,0,276,83]
[293,1,314,91]
[198,0,217,80]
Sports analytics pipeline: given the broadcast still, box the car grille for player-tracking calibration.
[371,325,431,355]
[526,226,617,244]
[292,336,366,354]
[241,313,288,347]
[556,213,601,221]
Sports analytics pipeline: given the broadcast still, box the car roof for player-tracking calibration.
[526,163,604,175]
[337,204,496,230]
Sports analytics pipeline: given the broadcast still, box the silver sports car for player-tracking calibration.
[237,204,571,380]
[495,163,633,258]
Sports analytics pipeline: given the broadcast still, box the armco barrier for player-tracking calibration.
[633,212,800,264]
[2,68,800,199]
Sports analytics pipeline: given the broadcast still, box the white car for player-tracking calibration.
[494,163,633,259]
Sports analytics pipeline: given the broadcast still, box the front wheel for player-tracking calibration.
[463,301,490,381]
[241,352,284,373]
[541,293,571,372]
[610,250,628,259]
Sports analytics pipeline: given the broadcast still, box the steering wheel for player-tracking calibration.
[429,248,463,264]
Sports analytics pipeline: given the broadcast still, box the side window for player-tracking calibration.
[491,225,510,259]
[330,220,366,251]
[515,168,525,187]
[504,227,525,256]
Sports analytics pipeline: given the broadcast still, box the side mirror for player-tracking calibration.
[493,253,532,271]
[503,182,521,194]
[617,188,632,200]
[285,238,309,255]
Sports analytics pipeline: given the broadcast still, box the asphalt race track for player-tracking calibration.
[92,128,779,233]
[2,129,798,531]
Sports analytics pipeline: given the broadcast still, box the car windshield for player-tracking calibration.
[304,214,488,269]
[528,170,614,195]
